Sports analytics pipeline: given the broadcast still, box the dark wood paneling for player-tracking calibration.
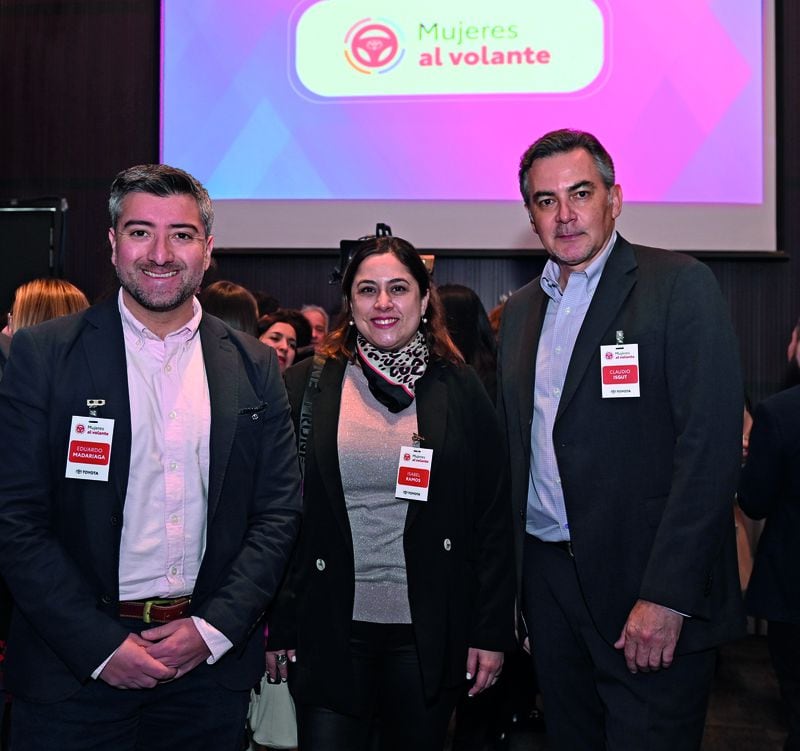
[0,0,160,301]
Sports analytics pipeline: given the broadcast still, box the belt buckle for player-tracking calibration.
[142,598,173,624]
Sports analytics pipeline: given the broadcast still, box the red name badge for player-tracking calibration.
[398,466,430,487]
[602,365,639,384]
[599,344,640,398]
[69,440,110,465]
[396,445,433,501]
[65,415,115,481]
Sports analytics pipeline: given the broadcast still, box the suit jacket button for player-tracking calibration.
[316,558,326,571]
[101,594,113,605]
[110,514,120,526]
[443,538,452,551]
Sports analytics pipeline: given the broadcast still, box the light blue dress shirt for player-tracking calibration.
[526,232,617,542]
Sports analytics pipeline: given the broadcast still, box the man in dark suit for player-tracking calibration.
[739,385,800,750]
[497,129,745,750]
[0,165,301,750]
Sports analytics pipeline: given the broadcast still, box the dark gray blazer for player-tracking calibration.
[0,296,302,701]
[497,235,746,653]
[739,385,800,623]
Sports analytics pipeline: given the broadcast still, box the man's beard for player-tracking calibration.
[116,265,200,313]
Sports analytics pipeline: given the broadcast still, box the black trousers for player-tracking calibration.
[767,620,800,751]
[522,534,716,751]
[296,621,460,751]
[10,665,249,751]
[9,618,250,751]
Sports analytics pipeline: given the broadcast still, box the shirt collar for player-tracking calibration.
[118,288,202,344]
[540,230,618,300]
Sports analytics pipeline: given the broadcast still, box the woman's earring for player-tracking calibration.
[348,319,354,326]
[421,316,428,324]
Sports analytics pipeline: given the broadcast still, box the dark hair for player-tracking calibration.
[253,290,280,318]
[259,309,312,349]
[198,280,259,337]
[108,164,213,236]
[321,236,462,365]
[438,284,497,388]
[518,129,615,206]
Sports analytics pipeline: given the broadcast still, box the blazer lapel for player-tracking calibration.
[407,367,447,530]
[311,357,353,544]
[556,236,638,419]
[81,297,132,509]
[200,315,238,522]
[513,287,549,454]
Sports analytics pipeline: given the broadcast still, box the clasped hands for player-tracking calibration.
[99,617,211,689]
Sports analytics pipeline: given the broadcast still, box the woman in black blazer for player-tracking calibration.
[266,236,515,751]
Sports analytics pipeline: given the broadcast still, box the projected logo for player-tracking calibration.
[344,19,405,74]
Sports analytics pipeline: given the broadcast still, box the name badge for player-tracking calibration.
[65,416,115,481]
[395,445,433,501]
[600,344,640,398]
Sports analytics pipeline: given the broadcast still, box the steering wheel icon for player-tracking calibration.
[350,23,399,68]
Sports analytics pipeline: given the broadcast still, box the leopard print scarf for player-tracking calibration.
[356,331,429,413]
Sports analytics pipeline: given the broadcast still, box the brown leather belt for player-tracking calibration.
[119,597,191,624]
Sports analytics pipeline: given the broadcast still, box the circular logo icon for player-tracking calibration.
[76,424,86,434]
[345,19,405,74]
[404,453,411,461]
[604,351,614,360]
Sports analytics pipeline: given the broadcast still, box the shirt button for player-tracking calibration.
[564,306,572,314]
[170,566,178,575]
[443,538,452,551]
[169,410,177,419]
[165,363,172,373]
[553,387,561,397]
[555,477,562,485]
[555,346,562,354]
[169,461,178,470]
[170,514,179,524]
[316,558,326,571]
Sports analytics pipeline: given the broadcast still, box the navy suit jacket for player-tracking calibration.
[497,235,745,652]
[0,295,302,701]
[739,385,800,623]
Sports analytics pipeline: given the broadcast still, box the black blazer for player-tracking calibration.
[497,236,745,652]
[739,385,800,623]
[0,296,302,701]
[270,355,516,714]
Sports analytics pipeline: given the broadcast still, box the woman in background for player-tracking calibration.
[259,310,312,373]
[7,278,89,334]
[198,280,259,336]
[266,236,515,751]
[438,283,497,402]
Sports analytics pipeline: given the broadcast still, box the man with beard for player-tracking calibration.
[0,165,302,750]
[497,130,745,750]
